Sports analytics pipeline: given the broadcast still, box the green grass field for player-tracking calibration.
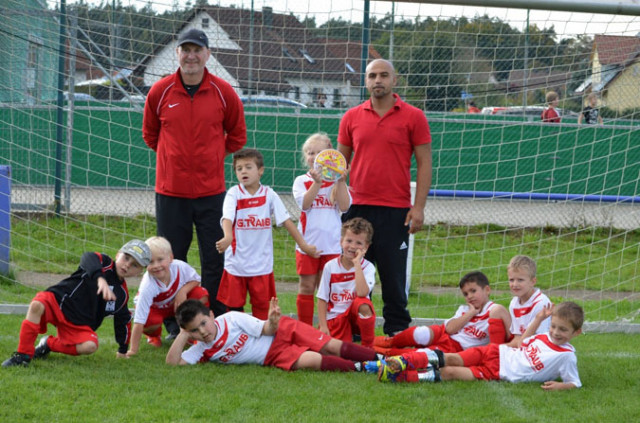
[0,313,638,423]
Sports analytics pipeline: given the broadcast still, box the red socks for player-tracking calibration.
[296,294,315,326]
[320,356,359,372]
[488,318,508,343]
[17,320,40,357]
[339,341,377,362]
[391,326,417,347]
[357,314,376,347]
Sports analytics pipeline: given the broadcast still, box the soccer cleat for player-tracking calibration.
[417,365,441,383]
[33,336,51,360]
[2,352,31,368]
[373,335,393,348]
[363,359,384,374]
[164,318,180,341]
[377,356,408,383]
[146,336,162,348]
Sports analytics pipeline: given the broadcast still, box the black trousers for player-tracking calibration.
[343,205,412,335]
[156,192,227,316]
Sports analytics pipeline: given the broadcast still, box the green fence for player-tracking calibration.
[1,106,638,197]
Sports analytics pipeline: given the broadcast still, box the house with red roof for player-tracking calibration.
[135,6,380,108]
[575,34,640,112]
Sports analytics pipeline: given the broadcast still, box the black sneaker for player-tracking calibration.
[33,336,51,360]
[164,317,180,341]
[2,352,31,368]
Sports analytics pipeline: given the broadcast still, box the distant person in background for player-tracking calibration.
[578,93,603,125]
[142,28,247,321]
[541,91,561,123]
[467,101,480,114]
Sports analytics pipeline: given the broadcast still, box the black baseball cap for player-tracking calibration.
[177,29,209,48]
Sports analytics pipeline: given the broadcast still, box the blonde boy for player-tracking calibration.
[378,302,584,390]
[215,149,319,319]
[578,92,604,125]
[373,271,511,356]
[507,255,552,346]
[317,218,376,346]
[127,236,209,355]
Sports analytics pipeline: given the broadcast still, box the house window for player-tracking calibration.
[26,41,40,103]
[202,18,210,29]
[283,47,295,63]
[332,88,342,108]
[299,48,316,64]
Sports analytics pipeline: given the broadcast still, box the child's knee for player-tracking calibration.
[358,303,373,317]
[76,341,98,355]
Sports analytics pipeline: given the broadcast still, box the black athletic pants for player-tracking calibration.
[343,205,412,335]
[156,192,227,317]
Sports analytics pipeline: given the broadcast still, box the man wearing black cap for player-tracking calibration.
[143,28,247,324]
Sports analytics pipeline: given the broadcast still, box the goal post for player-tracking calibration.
[0,0,638,328]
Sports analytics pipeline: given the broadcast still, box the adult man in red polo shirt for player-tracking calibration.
[143,29,247,322]
[338,59,432,336]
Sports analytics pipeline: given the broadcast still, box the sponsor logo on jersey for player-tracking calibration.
[524,344,544,371]
[220,333,249,362]
[236,214,272,229]
[313,195,333,208]
[462,325,487,340]
[330,289,356,303]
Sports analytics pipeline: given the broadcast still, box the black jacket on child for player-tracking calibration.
[46,252,132,354]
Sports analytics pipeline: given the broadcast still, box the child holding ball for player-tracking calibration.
[292,133,351,325]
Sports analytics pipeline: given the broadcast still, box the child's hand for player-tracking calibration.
[318,323,331,336]
[352,248,366,265]
[336,165,350,183]
[536,303,553,321]
[216,236,232,254]
[301,243,322,258]
[97,277,116,301]
[309,168,323,184]
[268,297,281,326]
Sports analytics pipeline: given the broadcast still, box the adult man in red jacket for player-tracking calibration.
[143,29,247,320]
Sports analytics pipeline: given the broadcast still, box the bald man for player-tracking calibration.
[338,59,432,335]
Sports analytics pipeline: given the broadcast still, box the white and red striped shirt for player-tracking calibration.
[292,173,350,255]
[134,260,201,324]
[181,311,273,365]
[221,184,291,276]
[316,256,376,320]
[499,333,581,387]
[509,288,552,335]
[448,301,497,350]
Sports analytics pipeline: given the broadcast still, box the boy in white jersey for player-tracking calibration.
[317,218,376,346]
[215,149,319,320]
[166,298,379,371]
[372,271,511,356]
[506,255,552,347]
[293,133,351,326]
[377,302,583,390]
[127,236,209,355]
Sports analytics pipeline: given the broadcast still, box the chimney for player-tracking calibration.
[263,7,273,28]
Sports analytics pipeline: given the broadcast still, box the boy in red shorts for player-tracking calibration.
[126,236,209,355]
[167,298,378,372]
[2,240,151,368]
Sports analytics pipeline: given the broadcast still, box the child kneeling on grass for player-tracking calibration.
[166,298,378,372]
[2,240,151,368]
[372,302,583,390]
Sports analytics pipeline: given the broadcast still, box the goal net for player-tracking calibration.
[1,0,639,329]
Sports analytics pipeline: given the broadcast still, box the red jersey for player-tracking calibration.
[541,107,561,123]
[142,68,247,198]
[338,94,431,208]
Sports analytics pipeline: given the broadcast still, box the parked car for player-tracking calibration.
[63,92,97,101]
[481,106,577,118]
[240,96,307,108]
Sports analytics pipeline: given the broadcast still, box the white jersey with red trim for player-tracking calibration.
[509,289,552,335]
[316,256,376,320]
[133,260,201,324]
[447,301,496,350]
[499,333,581,387]
[181,311,274,365]
[222,184,291,276]
[292,173,351,255]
